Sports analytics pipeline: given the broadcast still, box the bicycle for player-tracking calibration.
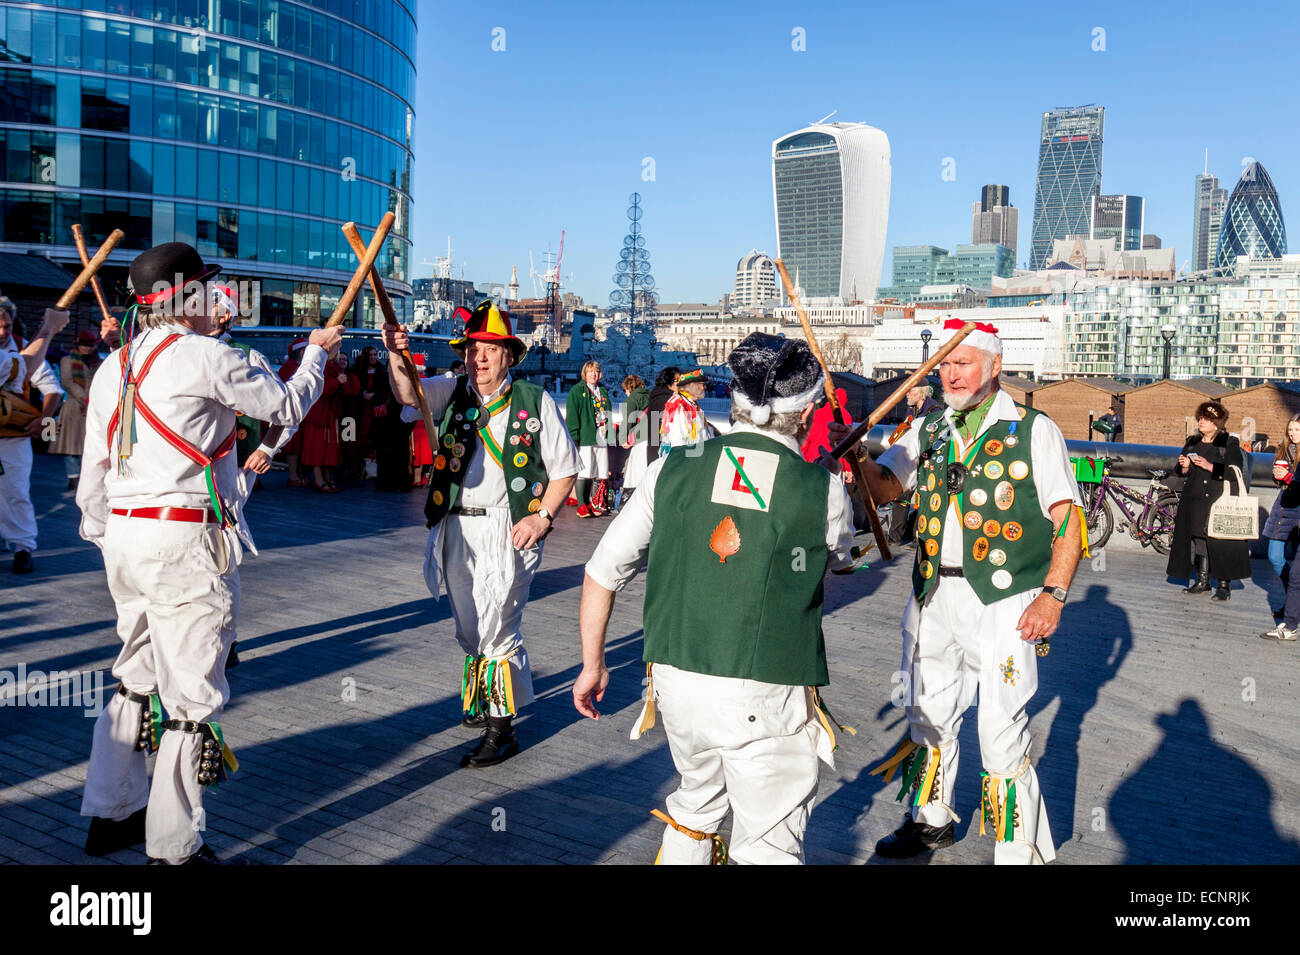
[1074,457,1180,554]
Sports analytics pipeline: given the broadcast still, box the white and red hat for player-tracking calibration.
[938,317,1001,355]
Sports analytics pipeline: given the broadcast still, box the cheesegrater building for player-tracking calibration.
[771,121,890,302]
[0,0,415,327]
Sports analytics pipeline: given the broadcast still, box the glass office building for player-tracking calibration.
[1192,172,1227,272]
[1215,161,1287,270]
[0,0,415,327]
[771,121,890,302]
[1089,194,1143,251]
[1029,105,1104,270]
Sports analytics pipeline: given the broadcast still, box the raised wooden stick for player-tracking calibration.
[71,225,114,327]
[342,222,437,450]
[325,212,395,328]
[56,229,124,310]
[775,258,891,560]
[829,322,978,461]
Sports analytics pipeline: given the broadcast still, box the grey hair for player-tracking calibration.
[0,296,15,318]
[134,287,206,330]
[730,402,806,436]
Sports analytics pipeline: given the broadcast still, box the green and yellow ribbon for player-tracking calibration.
[477,386,513,470]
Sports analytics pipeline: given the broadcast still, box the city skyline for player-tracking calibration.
[413,2,1300,306]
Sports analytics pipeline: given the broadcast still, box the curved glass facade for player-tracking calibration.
[1215,161,1287,270]
[0,0,414,326]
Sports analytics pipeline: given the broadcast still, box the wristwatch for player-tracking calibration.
[537,507,552,523]
[1045,586,1068,604]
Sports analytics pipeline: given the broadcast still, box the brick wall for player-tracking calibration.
[1222,386,1300,452]
[1001,381,1035,408]
[1123,382,1219,446]
[1031,381,1126,441]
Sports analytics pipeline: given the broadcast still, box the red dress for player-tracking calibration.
[411,417,435,467]
[302,372,359,467]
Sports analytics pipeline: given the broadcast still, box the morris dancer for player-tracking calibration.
[659,368,711,456]
[576,333,855,863]
[846,318,1083,864]
[566,360,612,517]
[383,301,578,767]
[77,242,339,863]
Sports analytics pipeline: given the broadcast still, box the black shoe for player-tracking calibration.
[1212,581,1231,601]
[84,806,147,856]
[875,815,956,859]
[12,550,33,574]
[1183,572,1211,594]
[461,711,487,727]
[461,718,519,768]
[225,641,240,670]
[148,844,246,865]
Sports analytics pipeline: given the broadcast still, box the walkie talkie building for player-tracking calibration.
[771,121,890,303]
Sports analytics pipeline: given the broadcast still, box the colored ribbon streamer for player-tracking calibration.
[476,386,512,470]
[868,738,919,783]
[148,694,163,752]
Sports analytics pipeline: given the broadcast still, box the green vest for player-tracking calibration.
[225,338,263,465]
[642,431,832,686]
[424,378,551,528]
[912,405,1054,605]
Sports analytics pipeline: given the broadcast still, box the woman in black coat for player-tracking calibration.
[1166,399,1251,599]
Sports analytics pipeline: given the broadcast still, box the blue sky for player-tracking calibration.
[411,0,1300,304]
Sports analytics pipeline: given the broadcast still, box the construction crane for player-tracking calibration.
[547,229,565,334]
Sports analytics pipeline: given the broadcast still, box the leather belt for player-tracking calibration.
[116,684,153,705]
[111,506,219,523]
[938,567,964,577]
[449,506,487,517]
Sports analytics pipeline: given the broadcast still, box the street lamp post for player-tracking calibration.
[920,327,933,365]
[1160,324,1176,380]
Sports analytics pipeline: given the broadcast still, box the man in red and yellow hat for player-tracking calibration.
[383,300,579,767]
[659,368,713,456]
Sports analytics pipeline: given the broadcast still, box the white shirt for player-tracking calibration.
[585,422,856,592]
[218,331,296,456]
[877,388,1081,568]
[402,372,580,508]
[77,324,328,543]
[1,339,65,403]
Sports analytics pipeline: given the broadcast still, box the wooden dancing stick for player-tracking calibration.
[342,221,438,448]
[775,258,891,561]
[828,321,977,462]
[326,212,395,328]
[70,224,115,328]
[56,228,124,310]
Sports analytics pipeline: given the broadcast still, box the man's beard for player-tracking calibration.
[943,382,996,411]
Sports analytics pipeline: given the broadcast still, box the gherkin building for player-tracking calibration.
[1215,161,1287,268]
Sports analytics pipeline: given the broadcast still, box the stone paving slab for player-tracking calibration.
[2,452,1298,865]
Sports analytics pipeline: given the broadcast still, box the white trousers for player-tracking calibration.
[80,514,239,863]
[0,436,37,552]
[654,664,825,865]
[901,575,1055,864]
[577,444,609,480]
[426,508,538,714]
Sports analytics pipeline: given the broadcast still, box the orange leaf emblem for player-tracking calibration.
[709,515,741,563]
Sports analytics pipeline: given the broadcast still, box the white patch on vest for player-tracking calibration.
[710,446,779,512]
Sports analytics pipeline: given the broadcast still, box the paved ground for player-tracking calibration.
[2,452,1298,865]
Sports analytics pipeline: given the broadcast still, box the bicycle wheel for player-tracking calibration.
[1139,491,1179,556]
[1081,485,1114,551]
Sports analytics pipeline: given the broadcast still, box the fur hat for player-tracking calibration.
[449,300,526,365]
[1194,400,1228,424]
[727,332,824,426]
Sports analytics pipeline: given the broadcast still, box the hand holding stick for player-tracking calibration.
[341,221,438,448]
[774,259,891,560]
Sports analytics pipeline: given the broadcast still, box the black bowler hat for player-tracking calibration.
[127,242,220,307]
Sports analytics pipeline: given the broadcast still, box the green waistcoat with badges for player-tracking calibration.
[912,405,1054,605]
[642,430,832,686]
[424,378,550,529]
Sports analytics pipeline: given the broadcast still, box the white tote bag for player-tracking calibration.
[1207,465,1260,541]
